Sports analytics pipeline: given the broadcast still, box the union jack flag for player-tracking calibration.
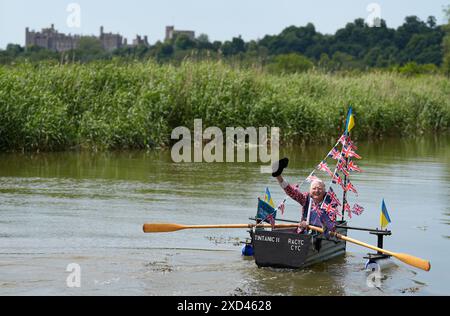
[344,203,352,219]
[317,161,333,177]
[346,181,358,194]
[352,203,364,216]
[323,202,337,217]
[347,138,358,151]
[338,135,348,146]
[332,172,345,190]
[277,199,286,216]
[266,214,276,228]
[327,212,337,222]
[312,204,323,217]
[338,157,347,167]
[328,187,341,206]
[337,161,350,176]
[328,147,341,160]
[341,146,352,158]
[343,146,362,159]
[348,160,362,172]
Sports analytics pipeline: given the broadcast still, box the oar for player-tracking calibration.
[143,223,299,233]
[307,225,431,272]
[142,222,431,271]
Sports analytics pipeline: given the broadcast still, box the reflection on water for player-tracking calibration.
[0,135,449,295]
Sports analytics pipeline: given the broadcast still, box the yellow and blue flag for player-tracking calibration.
[264,187,275,208]
[345,107,355,134]
[380,199,391,229]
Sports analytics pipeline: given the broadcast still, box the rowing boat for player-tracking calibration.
[249,222,347,269]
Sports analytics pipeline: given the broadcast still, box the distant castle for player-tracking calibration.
[25,24,150,52]
[165,26,195,42]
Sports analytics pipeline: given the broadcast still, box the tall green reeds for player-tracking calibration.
[0,60,449,151]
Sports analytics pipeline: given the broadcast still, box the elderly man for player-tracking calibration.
[272,158,335,232]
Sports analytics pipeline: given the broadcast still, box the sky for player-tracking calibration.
[0,0,449,49]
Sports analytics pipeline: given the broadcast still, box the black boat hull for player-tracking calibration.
[250,224,348,269]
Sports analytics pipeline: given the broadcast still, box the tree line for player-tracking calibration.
[1,13,450,75]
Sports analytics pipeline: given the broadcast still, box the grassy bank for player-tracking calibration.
[0,60,449,151]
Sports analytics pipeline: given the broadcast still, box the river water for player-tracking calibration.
[0,135,449,296]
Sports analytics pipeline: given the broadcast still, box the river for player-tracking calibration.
[0,135,449,295]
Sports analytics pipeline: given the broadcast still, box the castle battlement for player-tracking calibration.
[25,25,150,52]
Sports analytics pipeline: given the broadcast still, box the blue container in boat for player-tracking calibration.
[242,243,254,256]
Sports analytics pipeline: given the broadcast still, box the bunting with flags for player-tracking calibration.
[276,106,366,222]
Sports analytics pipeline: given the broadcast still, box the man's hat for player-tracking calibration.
[272,158,289,177]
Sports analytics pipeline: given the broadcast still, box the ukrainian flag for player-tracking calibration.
[264,187,275,208]
[380,199,391,229]
[345,107,355,134]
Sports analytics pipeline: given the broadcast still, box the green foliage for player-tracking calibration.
[398,62,439,76]
[267,53,313,74]
[221,36,246,56]
[442,5,450,76]
[0,61,448,152]
[174,34,196,51]
[77,37,104,53]
[0,15,447,70]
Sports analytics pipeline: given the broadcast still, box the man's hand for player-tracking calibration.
[272,158,289,177]
[299,221,308,230]
[296,221,308,234]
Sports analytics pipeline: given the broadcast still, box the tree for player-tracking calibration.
[427,16,437,28]
[443,5,450,76]
[151,41,174,60]
[221,36,246,56]
[174,34,196,51]
[331,51,362,70]
[395,16,429,50]
[401,33,443,65]
[6,44,24,56]
[212,41,222,52]
[78,37,104,54]
[196,34,213,50]
[318,53,332,71]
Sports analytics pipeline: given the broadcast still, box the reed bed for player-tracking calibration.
[0,60,448,151]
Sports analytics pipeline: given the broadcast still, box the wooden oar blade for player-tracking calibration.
[308,225,431,272]
[395,253,431,271]
[143,223,186,233]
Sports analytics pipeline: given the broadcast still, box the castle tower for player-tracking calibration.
[165,26,174,41]
[25,27,30,48]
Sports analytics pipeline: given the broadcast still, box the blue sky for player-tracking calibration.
[0,0,449,48]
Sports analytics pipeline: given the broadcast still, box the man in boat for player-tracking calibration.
[272,158,336,235]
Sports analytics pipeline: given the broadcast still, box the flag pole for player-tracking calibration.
[341,157,349,222]
[341,107,353,222]
[305,197,313,225]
